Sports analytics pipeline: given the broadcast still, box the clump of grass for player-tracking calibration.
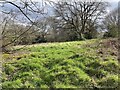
[101,60,119,74]
[2,54,10,59]
[85,67,108,79]
[98,75,118,88]
[4,64,16,75]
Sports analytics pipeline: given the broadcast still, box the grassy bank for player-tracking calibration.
[2,39,119,89]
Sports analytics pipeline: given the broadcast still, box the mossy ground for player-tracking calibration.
[2,39,119,89]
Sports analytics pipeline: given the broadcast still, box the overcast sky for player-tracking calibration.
[0,0,119,24]
[1,0,119,9]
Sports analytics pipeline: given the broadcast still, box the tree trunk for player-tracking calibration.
[77,32,85,40]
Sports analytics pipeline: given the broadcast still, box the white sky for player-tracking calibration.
[32,0,119,2]
[6,0,120,2]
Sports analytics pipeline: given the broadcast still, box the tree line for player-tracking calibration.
[0,0,118,52]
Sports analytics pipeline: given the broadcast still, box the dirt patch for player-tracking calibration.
[98,39,118,50]
[97,38,118,58]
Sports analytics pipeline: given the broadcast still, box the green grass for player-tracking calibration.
[2,39,119,89]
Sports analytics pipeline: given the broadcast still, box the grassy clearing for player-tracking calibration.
[2,39,119,89]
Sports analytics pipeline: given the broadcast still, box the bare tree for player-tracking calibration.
[0,0,48,52]
[51,0,108,40]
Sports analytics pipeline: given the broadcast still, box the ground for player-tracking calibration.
[2,38,119,89]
